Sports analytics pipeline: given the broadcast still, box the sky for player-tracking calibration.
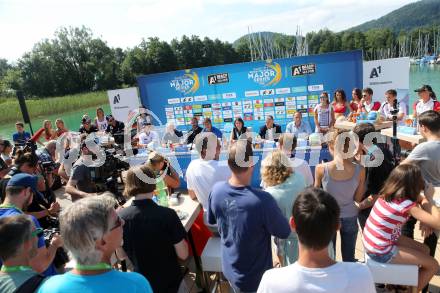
[0,0,416,62]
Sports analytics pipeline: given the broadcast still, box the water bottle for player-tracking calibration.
[156,179,168,207]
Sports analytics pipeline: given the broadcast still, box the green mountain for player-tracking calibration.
[232,31,291,48]
[348,0,440,32]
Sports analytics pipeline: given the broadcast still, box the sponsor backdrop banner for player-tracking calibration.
[363,57,410,108]
[138,50,362,131]
[107,87,140,123]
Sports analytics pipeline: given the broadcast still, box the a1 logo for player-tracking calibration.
[370,66,382,79]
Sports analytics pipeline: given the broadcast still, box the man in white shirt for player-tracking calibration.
[379,89,406,121]
[257,188,375,293]
[186,132,231,211]
[138,124,159,147]
[285,112,312,138]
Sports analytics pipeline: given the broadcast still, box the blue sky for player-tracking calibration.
[0,0,415,62]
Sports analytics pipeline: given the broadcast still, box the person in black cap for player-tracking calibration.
[105,115,125,136]
[78,115,98,134]
[413,85,440,120]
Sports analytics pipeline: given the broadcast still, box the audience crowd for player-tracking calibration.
[0,85,440,293]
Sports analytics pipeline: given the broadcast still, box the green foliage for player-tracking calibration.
[349,0,440,32]
[0,91,107,124]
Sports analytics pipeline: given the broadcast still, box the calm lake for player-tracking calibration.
[1,65,439,141]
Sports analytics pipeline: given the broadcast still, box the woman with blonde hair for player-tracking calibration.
[95,107,108,132]
[31,120,56,146]
[55,118,69,137]
[261,149,307,266]
[146,151,180,190]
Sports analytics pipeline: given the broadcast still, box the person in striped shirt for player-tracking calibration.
[363,163,440,291]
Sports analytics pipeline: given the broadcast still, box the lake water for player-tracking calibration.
[0,65,439,141]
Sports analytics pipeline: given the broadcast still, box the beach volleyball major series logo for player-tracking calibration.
[170,69,200,95]
[248,60,282,86]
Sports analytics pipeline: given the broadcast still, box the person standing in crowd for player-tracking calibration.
[145,151,180,190]
[37,195,153,293]
[65,136,97,201]
[400,110,440,292]
[119,165,187,293]
[314,92,335,134]
[186,133,229,260]
[37,140,62,191]
[261,150,307,267]
[187,133,231,213]
[136,107,151,133]
[105,115,125,135]
[363,164,440,292]
[259,115,282,142]
[94,108,108,132]
[78,115,98,134]
[54,119,68,138]
[208,140,290,292]
[332,89,350,119]
[203,117,223,139]
[0,174,62,276]
[12,122,31,147]
[1,140,12,167]
[360,87,381,113]
[352,123,395,229]
[138,124,160,148]
[230,117,250,142]
[0,215,45,293]
[162,122,183,145]
[413,85,440,120]
[380,89,406,121]
[257,188,375,293]
[285,112,312,138]
[315,130,365,262]
[186,117,203,145]
[31,120,56,146]
[278,133,314,187]
[349,88,363,114]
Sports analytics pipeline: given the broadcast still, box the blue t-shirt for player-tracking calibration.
[0,207,57,276]
[37,270,153,293]
[12,131,31,146]
[203,126,223,138]
[208,181,290,292]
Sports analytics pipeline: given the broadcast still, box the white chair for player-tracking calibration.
[201,237,223,293]
[364,253,418,292]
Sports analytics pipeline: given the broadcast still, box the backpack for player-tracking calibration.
[14,274,45,293]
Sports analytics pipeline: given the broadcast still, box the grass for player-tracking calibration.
[0,91,108,124]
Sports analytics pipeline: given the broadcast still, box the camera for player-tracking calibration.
[91,149,129,205]
[41,161,60,173]
[44,228,69,269]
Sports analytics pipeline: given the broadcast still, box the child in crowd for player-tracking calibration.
[363,163,440,291]
[258,187,375,293]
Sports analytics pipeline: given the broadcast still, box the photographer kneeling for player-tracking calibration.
[65,138,98,202]
[0,150,60,229]
[37,140,62,191]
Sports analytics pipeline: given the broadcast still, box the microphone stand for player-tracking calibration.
[391,99,400,165]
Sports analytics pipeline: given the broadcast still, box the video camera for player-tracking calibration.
[40,161,60,173]
[91,149,129,206]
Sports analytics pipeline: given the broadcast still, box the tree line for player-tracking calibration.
[0,25,439,98]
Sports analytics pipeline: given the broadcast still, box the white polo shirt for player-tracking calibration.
[380,100,407,119]
[415,98,440,116]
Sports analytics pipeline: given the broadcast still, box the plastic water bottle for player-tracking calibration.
[156,179,168,207]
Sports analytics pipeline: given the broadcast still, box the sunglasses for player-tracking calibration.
[31,228,44,238]
[110,216,123,231]
[362,94,367,97]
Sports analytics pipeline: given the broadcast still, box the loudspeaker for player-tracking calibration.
[16,91,31,124]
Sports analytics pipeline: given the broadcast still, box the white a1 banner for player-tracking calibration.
[363,57,410,107]
[107,87,140,123]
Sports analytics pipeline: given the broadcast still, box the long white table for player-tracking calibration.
[380,128,426,144]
